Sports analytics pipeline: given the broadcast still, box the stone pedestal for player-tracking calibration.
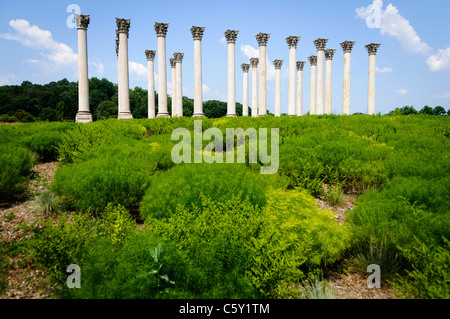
[241,63,250,116]
[324,49,335,115]
[74,14,92,123]
[174,52,184,117]
[296,61,305,116]
[314,38,328,115]
[191,26,205,117]
[155,22,169,118]
[273,60,283,117]
[308,55,317,115]
[225,30,239,117]
[116,18,132,120]
[256,33,270,116]
[340,41,355,115]
[145,50,156,119]
[169,58,177,117]
[286,36,300,116]
[366,43,380,115]
[250,58,259,117]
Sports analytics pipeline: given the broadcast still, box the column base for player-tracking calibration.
[118,112,133,120]
[156,113,170,118]
[192,113,205,118]
[226,114,236,117]
[75,111,92,123]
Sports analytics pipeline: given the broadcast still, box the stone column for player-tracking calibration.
[116,18,132,119]
[286,36,300,116]
[173,52,184,117]
[249,58,259,117]
[241,63,250,116]
[313,38,328,115]
[74,14,92,123]
[324,49,336,115]
[145,50,156,119]
[308,56,317,115]
[340,41,355,115]
[366,43,380,115]
[190,26,205,117]
[296,61,305,116]
[255,33,270,116]
[155,22,169,117]
[225,30,239,117]
[169,58,177,117]
[273,60,283,117]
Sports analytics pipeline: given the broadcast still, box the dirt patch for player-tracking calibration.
[331,272,397,299]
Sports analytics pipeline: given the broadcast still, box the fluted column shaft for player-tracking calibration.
[74,14,92,123]
[174,52,184,117]
[241,64,250,116]
[170,58,176,117]
[341,41,355,115]
[225,30,239,117]
[314,38,328,115]
[308,56,317,115]
[256,33,270,116]
[273,60,283,117]
[145,50,156,118]
[250,58,259,117]
[286,36,300,116]
[296,61,305,116]
[366,43,380,115]
[191,26,205,117]
[325,49,335,115]
[155,23,169,117]
[117,18,132,119]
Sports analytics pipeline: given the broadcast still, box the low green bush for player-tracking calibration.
[20,132,63,162]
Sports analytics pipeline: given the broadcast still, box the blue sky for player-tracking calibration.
[0,0,449,114]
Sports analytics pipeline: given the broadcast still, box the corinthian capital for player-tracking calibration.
[173,52,184,63]
[249,57,259,68]
[365,43,381,55]
[296,61,305,71]
[116,18,130,35]
[74,14,90,30]
[308,55,317,66]
[325,49,336,60]
[224,30,239,44]
[191,26,205,40]
[154,22,169,37]
[340,41,356,53]
[145,50,156,61]
[273,59,284,69]
[313,38,328,51]
[286,36,300,48]
[255,33,270,46]
[241,63,250,72]
[169,58,176,68]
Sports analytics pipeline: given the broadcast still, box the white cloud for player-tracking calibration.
[0,73,17,86]
[396,89,408,95]
[0,19,77,70]
[92,61,104,75]
[240,44,275,81]
[202,84,211,94]
[427,48,450,72]
[432,91,450,99]
[356,1,431,55]
[219,37,226,46]
[376,66,392,73]
[128,61,147,78]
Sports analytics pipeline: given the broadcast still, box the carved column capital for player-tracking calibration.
[224,30,239,44]
[145,50,156,61]
[116,18,130,35]
[273,59,284,69]
[296,61,305,71]
[169,58,176,68]
[313,38,328,51]
[365,43,381,55]
[255,33,270,46]
[173,52,184,63]
[191,26,205,40]
[74,14,90,30]
[241,63,250,72]
[249,57,259,68]
[286,36,300,48]
[154,22,169,37]
[340,41,356,53]
[325,49,336,60]
[308,55,317,66]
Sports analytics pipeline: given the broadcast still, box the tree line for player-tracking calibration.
[0,78,448,122]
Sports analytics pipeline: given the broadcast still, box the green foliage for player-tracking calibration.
[96,100,118,120]
[29,191,60,215]
[20,132,63,162]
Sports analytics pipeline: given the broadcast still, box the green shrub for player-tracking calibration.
[20,132,63,162]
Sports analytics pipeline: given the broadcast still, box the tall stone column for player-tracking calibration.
[340,41,355,115]
[169,58,177,117]
[74,14,92,123]
[190,26,205,117]
[273,60,283,117]
[324,49,336,115]
[249,58,259,117]
[241,63,250,116]
[145,50,156,119]
[155,22,169,117]
[366,43,380,115]
[296,61,305,116]
[225,30,239,117]
[116,18,132,119]
[286,36,300,116]
[313,38,328,115]
[174,52,184,117]
[308,56,317,115]
[255,33,270,116]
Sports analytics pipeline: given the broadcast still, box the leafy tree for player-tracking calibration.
[433,106,446,116]
[96,101,118,120]
[419,105,434,115]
